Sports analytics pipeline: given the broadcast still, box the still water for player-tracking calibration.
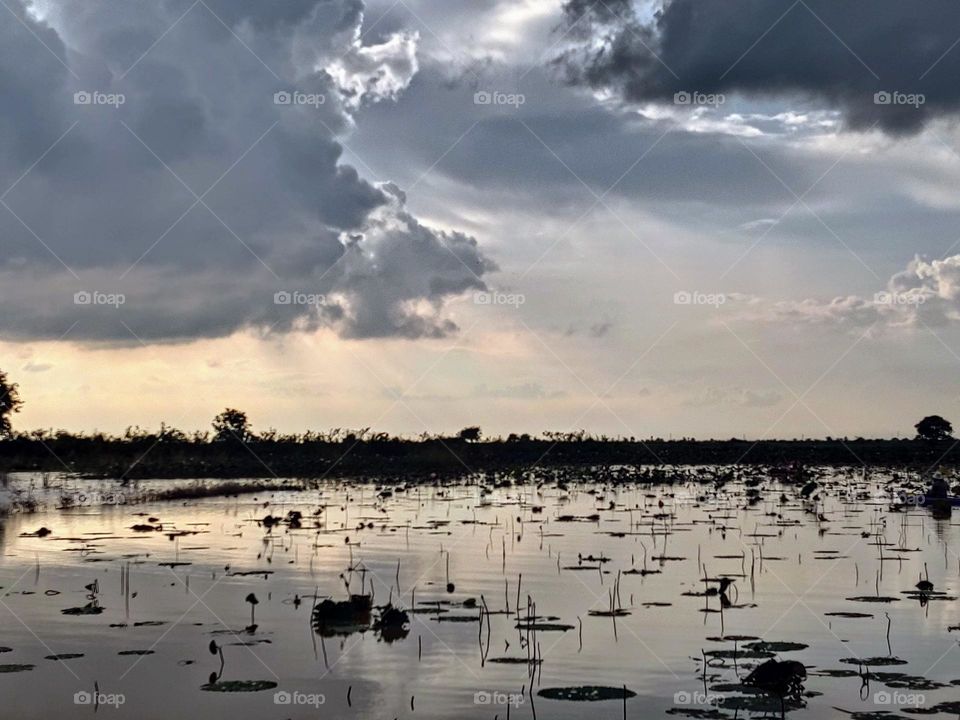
[0,469,958,719]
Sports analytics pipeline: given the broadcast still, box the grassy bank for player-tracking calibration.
[1,435,957,479]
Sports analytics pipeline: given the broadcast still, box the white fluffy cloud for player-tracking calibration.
[730,254,960,330]
[325,29,420,109]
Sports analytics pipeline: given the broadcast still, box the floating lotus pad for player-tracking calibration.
[702,683,812,713]
[61,604,104,615]
[825,612,873,618]
[839,657,907,666]
[711,692,808,713]
[538,686,637,701]
[200,680,278,693]
[867,672,945,690]
[515,622,575,632]
[928,702,960,714]
[810,669,859,678]
[743,641,809,653]
[664,708,725,718]
[705,648,774,660]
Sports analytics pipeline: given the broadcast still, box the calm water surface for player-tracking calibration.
[0,470,958,719]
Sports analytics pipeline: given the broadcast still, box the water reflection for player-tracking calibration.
[0,470,956,718]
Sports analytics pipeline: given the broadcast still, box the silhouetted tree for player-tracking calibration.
[915,415,953,441]
[458,426,481,442]
[212,409,251,442]
[158,422,186,443]
[0,369,23,438]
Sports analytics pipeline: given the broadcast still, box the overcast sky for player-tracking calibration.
[3,0,960,439]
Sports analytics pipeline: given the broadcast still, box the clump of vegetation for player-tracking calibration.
[744,658,807,718]
[374,605,410,642]
[311,595,373,637]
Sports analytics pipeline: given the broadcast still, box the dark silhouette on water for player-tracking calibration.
[926,473,950,500]
[744,658,807,718]
[312,595,373,637]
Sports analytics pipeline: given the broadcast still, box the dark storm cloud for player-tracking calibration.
[352,65,824,208]
[556,0,960,133]
[0,0,490,342]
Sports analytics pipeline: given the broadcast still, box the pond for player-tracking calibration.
[0,468,957,719]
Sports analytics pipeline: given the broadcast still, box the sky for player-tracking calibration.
[3,0,960,440]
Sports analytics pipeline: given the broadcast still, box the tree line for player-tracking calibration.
[0,368,954,444]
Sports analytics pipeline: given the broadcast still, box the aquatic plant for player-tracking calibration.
[311,595,373,637]
[744,658,807,718]
[245,593,259,631]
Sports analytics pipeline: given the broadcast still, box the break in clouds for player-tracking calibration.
[556,0,960,134]
[0,0,492,342]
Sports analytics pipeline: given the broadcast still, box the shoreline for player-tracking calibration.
[2,437,957,479]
